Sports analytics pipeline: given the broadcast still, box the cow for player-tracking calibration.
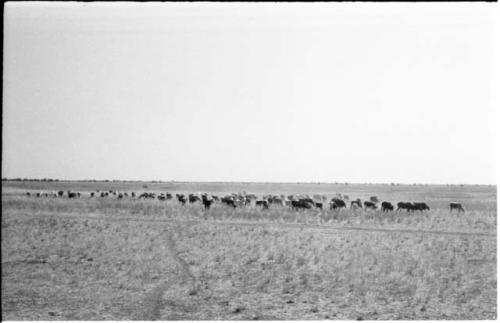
[201,194,213,210]
[364,201,377,210]
[256,200,269,209]
[413,202,430,211]
[450,202,465,213]
[90,192,95,197]
[221,196,237,208]
[118,193,124,199]
[58,190,64,197]
[189,194,201,204]
[26,192,31,197]
[350,199,362,209]
[131,192,136,198]
[330,198,346,210]
[166,193,173,200]
[176,194,187,205]
[381,201,394,212]
[314,202,323,210]
[291,199,313,210]
[397,202,414,212]
[68,191,79,198]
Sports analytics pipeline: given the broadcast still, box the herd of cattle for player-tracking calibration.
[25,190,466,213]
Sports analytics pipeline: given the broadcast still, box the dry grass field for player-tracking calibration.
[1,181,496,320]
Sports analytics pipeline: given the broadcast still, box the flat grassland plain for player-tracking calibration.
[2,181,497,320]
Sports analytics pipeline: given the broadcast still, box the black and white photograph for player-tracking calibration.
[2,2,497,320]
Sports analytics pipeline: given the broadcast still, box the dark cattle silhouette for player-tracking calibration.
[58,191,64,197]
[201,194,213,210]
[131,192,136,198]
[450,202,465,213]
[291,199,313,210]
[67,191,79,198]
[413,202,430,211]
[314,202,323,210]
[256,200,269,209]
[364,201,377,210]
[176,194,187,205]
[221,196,237,208]
[397,202,415,212]
[118,193,124,199]
[26,192,31,197]
[166,193,173,200]
[330,198,346,210]
[189,194,201,203]
[381,201,394,212]
[90,192,95,197]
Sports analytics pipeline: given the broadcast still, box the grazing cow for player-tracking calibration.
[90,192,95,197]
[370,196,379,203]
[189,194,201,204]
[201,194,213,210]
[291,199,313,210]
[397,202,414,212]
[330,198,346,210]
[131,192,136,198]
[176,194,187,205]
[364,201,377,210]
[314,202,323,210]
[450,202,465,213]
[58,190,64,197]
[26,192,31,197]
[100,192,106,198]
[124,192,129,197]
[381,201,394,212]
[166,193,173,200]
[118,193,124,199]
[221,196,237,208]
[413,202,430,211]
[256,200,269,209]
[351,199,362,209]
[68,191,78,198]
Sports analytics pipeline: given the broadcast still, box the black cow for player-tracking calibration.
[221,196,237,208]
[166,193,173,200]
[413,202,430,211]
[291,199,313,210]
[131,192,136,198]
[381,201,394,212]
[58,190,64,197]
[90,192,95,197]
[314,202,323,210]
[256,200,269,209]
[26,192,31,197]
[189,194,201,204]
[68,191,79,198]
[330,198,346,210]
[450,202,465,213]
[364,201,377,210]
[397,202,414,212]
[201,194,213,210]
[176,194,187,205]
[118,193,124,199]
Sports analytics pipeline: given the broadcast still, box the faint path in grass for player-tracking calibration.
[132,227,198,320]
[8,211,497,239]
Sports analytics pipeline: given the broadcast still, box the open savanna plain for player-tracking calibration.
[2,181,497,320]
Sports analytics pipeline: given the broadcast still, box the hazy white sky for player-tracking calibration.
[3,3,496,184]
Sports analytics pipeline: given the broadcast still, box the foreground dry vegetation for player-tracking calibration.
[1,182,497,320]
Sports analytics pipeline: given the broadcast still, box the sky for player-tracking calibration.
[2,3,497,184]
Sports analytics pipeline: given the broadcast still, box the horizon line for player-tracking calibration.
[1,178,496,186]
